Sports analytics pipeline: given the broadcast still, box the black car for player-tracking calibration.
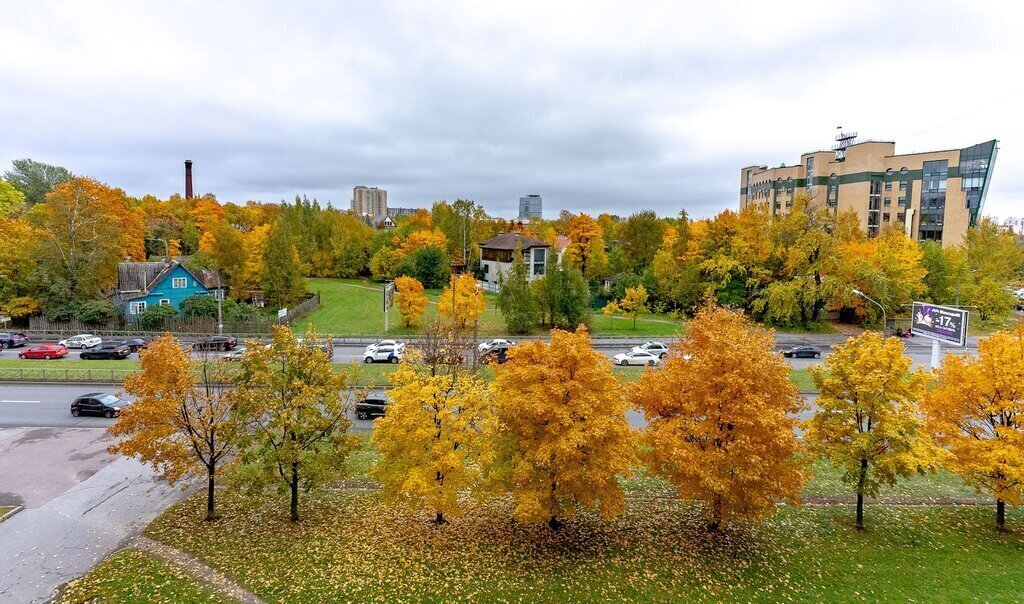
[0,332,27,349]
[355,397,389,420]
[80,343,131,360]
[192,335,238,351]
[71,392,129,418]
[111,337,151,353]
[482,345,511,364]
[783,345,821,359]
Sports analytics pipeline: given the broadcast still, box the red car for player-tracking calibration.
[19,344,69,360]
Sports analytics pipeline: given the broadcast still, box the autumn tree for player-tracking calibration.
[371,360,491,523]
[204,220,246,287]
[619,210,666,272]
[261,220,307,308]
[438,274,486,329]
[536,259,590,329]
[803,332,939,529]
[109,334,243,521]
[0,181,26,217]
[496,246,539,334]
[233,326,357,521]
[3,158,73,205]
[489,327,636,530]
[631,306,807,530]
[564,213,609,278]
[395,275,428,327]
[0,217,40,318]
[617,284,649,328]
[922,322,1024,531]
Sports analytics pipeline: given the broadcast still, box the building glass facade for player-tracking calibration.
[959,140,996,227]
[918,159,948,242]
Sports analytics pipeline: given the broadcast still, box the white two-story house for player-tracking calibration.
[478,232,553,288]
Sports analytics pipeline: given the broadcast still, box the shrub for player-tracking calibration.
[138,304,178,330]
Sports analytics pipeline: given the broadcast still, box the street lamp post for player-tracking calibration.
[216,272,224,335]
[852,289,886,336]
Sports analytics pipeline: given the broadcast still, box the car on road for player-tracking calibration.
[70,392,129,418]
[18,344,69,360]
[613,350,661,366]
[112,337,151,353]
[782,345,821,359]
[220,348,247,362]
[364,345,403,364]
[0,332,28,349]
[355,396,389,420]
[80,343,131,360]
[58,334,102,349]
[192,335,238,351]
[297,337,334,359]
[631,341,669,358]
[365,340,405,354]
[482,344,512,364]
[479,338,515,353]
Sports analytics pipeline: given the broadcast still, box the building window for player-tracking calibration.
[918,159,948,242]
[172,277,187,288]
[883,213,890,222]
[886,168,894,176]
[884,197,891,207]
[884,181,892,191]
[900,166,909,175]
[898,196,907,207]
[897,212,906,223]
[532,248,546,276]
[899,180,908,191]
[159,299,171,306]
[129,301,147,315]
[805,157,814,190]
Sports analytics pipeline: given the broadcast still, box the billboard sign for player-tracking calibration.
[911,302,968,346]
[383,281,396,312]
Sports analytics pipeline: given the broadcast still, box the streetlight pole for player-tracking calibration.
[216,272,224,335]
[852,289,886,336]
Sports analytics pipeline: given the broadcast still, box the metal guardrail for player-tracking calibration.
[0,367,139,383]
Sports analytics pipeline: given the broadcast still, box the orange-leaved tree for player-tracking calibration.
[922,322,1024,531]
[803,332,941,530]
[395,275,428,328]
[438,273,486,329]
[109,334,243,521]
[371,358,492,524]
[631,306,807,530]
[489,327,636,530]
[232,325,357,521]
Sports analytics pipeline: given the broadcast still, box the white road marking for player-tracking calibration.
[1,400,41,404]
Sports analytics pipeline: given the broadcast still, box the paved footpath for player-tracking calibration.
[0,456,185,603]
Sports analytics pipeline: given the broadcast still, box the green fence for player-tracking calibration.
[0,367,139,383]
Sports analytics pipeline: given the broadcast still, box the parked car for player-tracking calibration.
[0,332,28,349]
[613,350,661,366]
[80,343,131,360]
[782,345,821,359]
[364,345,403,364]
[631,341,669,358]
[220,349,247,362]
[355,396,389,420]
[70,392,129,418]
[365,340,405,354]
[112,337,151,353]
[482,344,511,365]
[58,334,102,349]
[297,337,334,359]
[478,338,515,353]
[192,335,238,351]
[18,344,69,360]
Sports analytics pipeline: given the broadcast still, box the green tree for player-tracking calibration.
[619,210,665,271]
[261,220,306,308]
[0,181,26,217]
[395,245,451,289]
[138,304,178,330]
[3,158,73,205]
[538,259,590,330]
[233,326,357,522]
[178,294,219,319]
[497,246,539,334]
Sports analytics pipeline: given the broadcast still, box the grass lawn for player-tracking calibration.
[297,278,687,337]
[0,358,140,381]
[58,548,233,604]
[0,505,17,519]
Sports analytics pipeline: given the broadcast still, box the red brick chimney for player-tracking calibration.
[184,160,193,199]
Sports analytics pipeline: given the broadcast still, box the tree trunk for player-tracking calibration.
[548,516,563,532]
[707,495,723,532]
[856,458,868,530]
[290,461,300,522]
[205,465,216,522]
[997,498,1006,532]
[435,512,446,525]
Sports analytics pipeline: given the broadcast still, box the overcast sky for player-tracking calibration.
[1,1,1021,219]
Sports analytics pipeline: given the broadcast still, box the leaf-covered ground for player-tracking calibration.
[58,548,233,603]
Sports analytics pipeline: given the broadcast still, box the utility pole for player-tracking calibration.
[852,289,886,336]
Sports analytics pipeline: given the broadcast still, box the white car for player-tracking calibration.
[364,340,405,354]
[631,341,669,358]
[364,345,403,364]
[613,350,661,367]
[479,339,515,353]
[58,334,102,349]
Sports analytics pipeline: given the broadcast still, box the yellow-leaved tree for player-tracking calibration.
[109,334,243,521]
[438,274,486,329]
[232,325,358,522]
[631,306,807,530]
[395,275,428,328]
[619,284,650,328]
[371,358,491,524]
[803,332,940,530]
[922,322,1024,531]
[489,327,636,530]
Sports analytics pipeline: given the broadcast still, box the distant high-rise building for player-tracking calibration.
[351,186,387,216]
[519,194,542,219]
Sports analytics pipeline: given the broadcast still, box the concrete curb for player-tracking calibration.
[0,505,23,523]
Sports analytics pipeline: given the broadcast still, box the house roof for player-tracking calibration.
[478,232,550,251]
[117,260,215,300]
[196,268,224,289]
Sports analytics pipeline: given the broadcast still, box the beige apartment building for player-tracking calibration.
[350,186,388,216]
[740,136,998,246]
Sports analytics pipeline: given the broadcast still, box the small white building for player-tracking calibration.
[478,232,552,287]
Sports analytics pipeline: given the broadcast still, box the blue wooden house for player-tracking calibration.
[116,260,224,318]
